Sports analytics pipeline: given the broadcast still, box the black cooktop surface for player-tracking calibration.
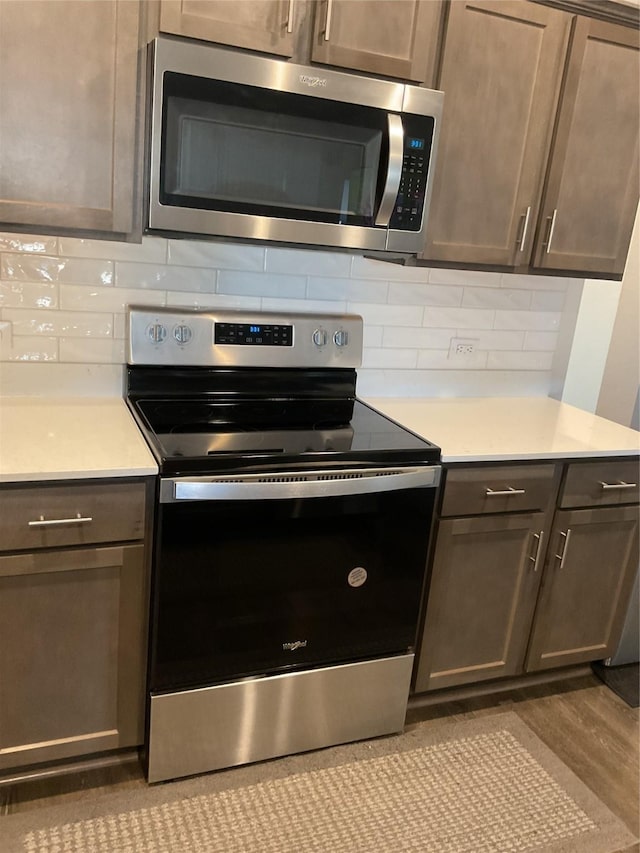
[129,397,440,475]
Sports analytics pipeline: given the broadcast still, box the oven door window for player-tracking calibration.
[160,73,387,227]
[150,487,435,693]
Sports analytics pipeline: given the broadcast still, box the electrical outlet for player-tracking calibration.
[449,337,479,359]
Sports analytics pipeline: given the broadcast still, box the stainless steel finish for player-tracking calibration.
[599,480,638,490]
[374,114,404,227]
[529,530,545,572]
[517,206,531,252]
[485,487,526,497]
[28,514,93,528]
[147,653,414,783]
[286,0,295,33]
[147,37,444,254]
[556,528,572,569]
[323,0,333,40]
[161,465,441,503]
[545,208,558,253]
[127,307,363,369]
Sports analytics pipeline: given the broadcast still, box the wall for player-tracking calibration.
[0,231,580,398]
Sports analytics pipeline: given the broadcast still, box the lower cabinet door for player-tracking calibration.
[526,504,640,671]
[414,512,546,692]
[0,544,147,770]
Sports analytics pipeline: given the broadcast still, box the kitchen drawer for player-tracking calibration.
[440,464,557,517]
[560,459,640,508]
[0,481,146,551]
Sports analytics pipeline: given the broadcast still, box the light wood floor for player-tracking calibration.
[1,672,638,852]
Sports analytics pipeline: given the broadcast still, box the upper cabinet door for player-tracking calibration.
[160,1,296,57]
[422,1,570,266]
[0,0,140,236]
[310,0,443,84]
[532,19,640,278]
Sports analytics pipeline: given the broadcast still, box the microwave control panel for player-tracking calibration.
[390,116,434,232]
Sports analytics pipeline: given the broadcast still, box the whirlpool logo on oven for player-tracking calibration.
[283,640,308,651]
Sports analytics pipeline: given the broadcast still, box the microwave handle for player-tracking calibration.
[374,114,404,227]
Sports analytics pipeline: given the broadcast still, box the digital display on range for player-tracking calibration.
[215,322,293,346]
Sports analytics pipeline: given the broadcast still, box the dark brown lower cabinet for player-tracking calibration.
[414,512,546,692]
[0,543,148,771]
[525,504,640,671]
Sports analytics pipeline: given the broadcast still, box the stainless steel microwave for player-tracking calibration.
[147,36,444,254]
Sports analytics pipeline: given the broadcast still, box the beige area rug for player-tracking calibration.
[2,712,636,853]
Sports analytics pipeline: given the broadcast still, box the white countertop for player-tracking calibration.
[364,396,640,463]
[0,397,158,482]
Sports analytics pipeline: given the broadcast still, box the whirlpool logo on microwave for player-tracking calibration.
[299,74,327,88]
[283,640,308,651]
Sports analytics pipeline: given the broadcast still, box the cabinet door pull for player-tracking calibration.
[28,513,93,528]
[528,530,545,572]
[517,206,531,253]
[323,0,333,40]
[286,0,295,33]
[485,486,526,497]
[599,480,637,490]
[544,209,558,254]
[555,528,572,569]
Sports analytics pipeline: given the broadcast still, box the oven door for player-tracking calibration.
[149,466,440,693]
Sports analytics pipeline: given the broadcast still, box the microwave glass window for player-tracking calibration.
[161,74,388,227]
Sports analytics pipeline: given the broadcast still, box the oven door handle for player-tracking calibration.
[161,466,441,503]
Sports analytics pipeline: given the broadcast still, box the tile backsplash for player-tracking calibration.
[0,232,580,398]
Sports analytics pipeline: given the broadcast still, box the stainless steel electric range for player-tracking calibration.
[126,306,441,783]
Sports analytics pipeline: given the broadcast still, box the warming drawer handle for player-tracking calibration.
[163,466,441,503]
[599,480,637,490]
[485,487,526,497]
[28,513,93,528]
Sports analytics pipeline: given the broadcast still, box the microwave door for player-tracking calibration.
[374,114,403,229]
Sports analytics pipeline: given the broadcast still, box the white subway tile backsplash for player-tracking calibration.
[0,233,577,398]
[388,281,463,306]
[6,335,58,362]
[362,348,418,369]
[266,247,351,278]
[59,337,125,364]
[0,233,58,254]
[115,261,215,291]
[0,281,58,309]
[487,350,554,370]
[3,308,113,338]
[462,287,531,310]
[382,326,454,349]
[166,292,262,311]
[428,268,502,287]
[218,271,306,299]
[494,310,561,331]
[351,256,430,282]
[60,284,166,313]
[422,307,495,329]
[524,331,559,351]
[168,240,265,271]
[58,236,167,263]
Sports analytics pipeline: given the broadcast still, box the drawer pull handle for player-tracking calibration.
[555,528,572,569]
[529,530,545,572]
[599,480,637,490]
[28,513,93,528]
[486,487,526,496]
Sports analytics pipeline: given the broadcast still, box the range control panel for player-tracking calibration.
[127,307,363,368]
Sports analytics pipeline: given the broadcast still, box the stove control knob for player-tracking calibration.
[333,329,349,347]
[312,328,328,347]
[173,324,192,345]
[147,323,167,344]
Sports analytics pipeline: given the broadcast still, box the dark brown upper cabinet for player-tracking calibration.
[421,0,640,279]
